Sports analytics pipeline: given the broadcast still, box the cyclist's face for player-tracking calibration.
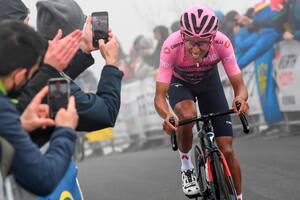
[183,35,212,61]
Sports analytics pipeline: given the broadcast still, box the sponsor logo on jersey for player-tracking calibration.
[214,40,223,45]
[203,53,218,62]
[164,47,171,54]
[171,42,184,49]
[224,53,234,62]
[225,41,231,48]
[160,59,172,69]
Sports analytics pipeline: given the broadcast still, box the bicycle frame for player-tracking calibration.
[195,117,236,199]
[170,107,249,199]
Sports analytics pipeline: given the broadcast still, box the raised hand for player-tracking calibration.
[98,29,120,66]
[44,29,83,71]
[80,16,97,53]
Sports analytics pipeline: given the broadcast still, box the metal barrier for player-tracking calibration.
[72,41,300,160]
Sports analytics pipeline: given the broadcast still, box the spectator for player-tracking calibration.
[0,0,29,24]
[223,10,240,48]
[126,35,153,80]
[18,0,123,146]
[282,0,300,40]
[234,8,260,60]
[170,20,180,32]
[145,25,169,68]
[236,3,283,69]
[0,20,78,195]
[214,10,225,31]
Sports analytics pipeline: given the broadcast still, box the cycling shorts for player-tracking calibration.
[167,67,233,137]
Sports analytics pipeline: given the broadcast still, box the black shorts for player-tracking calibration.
[168,67,233,137]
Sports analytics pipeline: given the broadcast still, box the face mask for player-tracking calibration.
[7,77,29,99]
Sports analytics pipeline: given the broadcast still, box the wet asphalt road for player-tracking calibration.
[78,133,300,200]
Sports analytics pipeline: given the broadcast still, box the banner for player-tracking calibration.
[242,63,263,115]
[114,77,163,142]
[116,80,146,140]
[255,47,283,123]
[275,41,300,111]
[218,63,262,115]
[138,77,162,132]
[4,162,82,200]
[36,162,82,200]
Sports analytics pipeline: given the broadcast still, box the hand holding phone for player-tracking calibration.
[92,11,109,48]
[98,33,119,66]
[55,96,78,129]
[48,78,70,119]
[21,87,55,132]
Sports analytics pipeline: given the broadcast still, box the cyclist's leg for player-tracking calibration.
[168,78,200,197]
[168,79,196,158]
[196,76,242,197]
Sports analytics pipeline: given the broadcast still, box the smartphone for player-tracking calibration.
[92,11,109,48]
[47,78,70,119]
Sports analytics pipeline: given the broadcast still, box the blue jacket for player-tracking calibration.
[252,5,285,32]
[237,28,281,69]
[0,92,77,196]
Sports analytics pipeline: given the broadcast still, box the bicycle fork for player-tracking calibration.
[207,151,238,199]
[207,151,232,183]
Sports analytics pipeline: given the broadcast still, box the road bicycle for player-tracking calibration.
[170,102,249,200]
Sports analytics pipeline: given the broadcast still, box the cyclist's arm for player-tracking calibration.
[155,33,177,119]
[228,73,248,101]
[154,82,170,119]
[216,32,249,112]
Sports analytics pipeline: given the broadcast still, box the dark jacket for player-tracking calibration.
[287,0,300,40]
[0,92,77,196]
[18,51,123,146]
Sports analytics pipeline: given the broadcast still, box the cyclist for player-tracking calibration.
[154,5,249,200]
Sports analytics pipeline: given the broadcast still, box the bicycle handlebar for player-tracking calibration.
[235,101,250,134]
[169,117,178,151]
[178,109,235,126]
[169,103,250,151]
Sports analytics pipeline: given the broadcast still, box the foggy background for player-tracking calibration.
[14,1,300,199]
[23,0,255,79]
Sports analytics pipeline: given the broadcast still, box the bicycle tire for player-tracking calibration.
[194,145,208,197]
[210,151,231,200]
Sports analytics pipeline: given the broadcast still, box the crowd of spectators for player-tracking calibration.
[0,0,123,197]
[119,0,300,82]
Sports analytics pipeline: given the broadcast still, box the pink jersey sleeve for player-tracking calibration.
[156,32,179,84]
[214,32,241,77]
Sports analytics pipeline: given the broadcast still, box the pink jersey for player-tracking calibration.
[156,31,241,84]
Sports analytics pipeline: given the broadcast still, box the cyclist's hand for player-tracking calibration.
[163,113,179,135]
[232,97,249,115]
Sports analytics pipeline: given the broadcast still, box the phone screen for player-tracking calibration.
[92,12,109,47]
[48,78,70,119]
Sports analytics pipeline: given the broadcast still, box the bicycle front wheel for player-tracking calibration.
[194,145,208,197]
[210,151,231,200]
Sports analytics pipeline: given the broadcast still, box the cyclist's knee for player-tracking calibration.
[175,106,196,120]
[220,146,235,161]
[174,101,196,120]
